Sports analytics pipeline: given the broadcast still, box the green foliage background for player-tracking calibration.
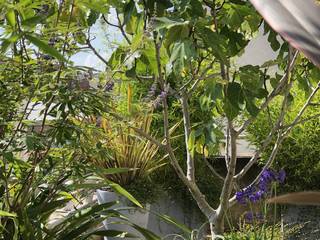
[247,88,320,191]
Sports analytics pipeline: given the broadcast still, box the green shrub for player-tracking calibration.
[247,89,320,192]
[224,223,282,240]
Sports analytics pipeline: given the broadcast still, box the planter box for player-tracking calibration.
[96,189,150,240]
[96,190,204,239]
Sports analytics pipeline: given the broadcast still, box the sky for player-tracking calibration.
[70,8,123,71]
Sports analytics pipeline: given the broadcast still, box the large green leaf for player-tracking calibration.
[25,34,67,62]
[51,202,118,237]
[28,199,70,219]
[107,181,143,208]
[5,9,16,27]
[164,24,190,49]
[195,26,227,62]
[123,0,136,25]
[57,216,109,240]
[1,34,21,53]
[239,65,263,92]
[224,82,244,119]
[141,42,159,76]
[169,40,197,75]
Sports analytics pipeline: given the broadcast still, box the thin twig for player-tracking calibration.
[203,156,225,182]
[282,82,320,137]
[102,12,131,44]
[281,113,320,129]
[86,30,109,66]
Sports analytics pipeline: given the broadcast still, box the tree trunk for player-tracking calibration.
[209,213,225,240]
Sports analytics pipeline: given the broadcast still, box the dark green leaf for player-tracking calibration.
[87,10,100,26]
[25,34,67,62]
[169,40,197,75]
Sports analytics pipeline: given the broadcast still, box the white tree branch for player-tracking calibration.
[216,121,237,221]
[181,91,195,182]
[237,51,299,135]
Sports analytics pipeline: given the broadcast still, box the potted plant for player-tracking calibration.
[82,114,166,239]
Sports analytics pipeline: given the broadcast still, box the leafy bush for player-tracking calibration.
[224,223,282,240]
[247,89,320,191]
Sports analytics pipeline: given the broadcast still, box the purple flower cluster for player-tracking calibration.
[244,211,264,223]
[105,81,114,91]
[153,91,167,108]
[236,169,286,205]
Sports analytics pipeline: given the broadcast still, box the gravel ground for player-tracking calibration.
[282,206,320,240]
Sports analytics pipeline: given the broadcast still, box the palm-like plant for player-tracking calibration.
[84,114,167,186]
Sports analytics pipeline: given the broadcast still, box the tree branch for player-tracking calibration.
[102,13,131,44]
[237,51,299,135]
[153,35,216,221]
[282,81,320,137]
[86,31,109,66]
[224,124,230,170]
[234,57,295,180]
[203,156,225,182]
[217,121,237,221]
[281,113,320,129]
[181,91,195,182]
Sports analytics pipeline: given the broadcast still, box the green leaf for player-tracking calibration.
[0,210,16,218]
[87,10,100,27]
[52,202,118,235]
[220,26,248,56]
[58,216,111,240]
[187,130,196,153]
[245,97,259,117]
[123,0,136,25]
[297,75,312,96]
[239,65,263,92]
[127,223,161,240]
[169,40,197,75]
[164,24,190,49]
[141,42,159,75]
[6,10,16,27]
[153,212,191,234]
[153,17,187,30]
[264,23,281,51]
[107,181,143,208]
[224,82,244,119]
[195,26,227,62]
[226,82,245,110]
[25,34,67,62]
[78,0,109,13]
[21,16,46,26]
[28,199,70,219]
[84,230,137,239]
[1,34,21,53]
